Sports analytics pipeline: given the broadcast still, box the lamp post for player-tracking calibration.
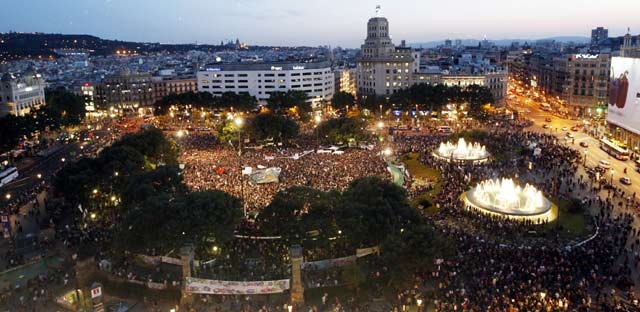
[583,151,588,166]
[235,116,245,216]
[234,116,244,156]
[610,169,615,185]
[314,115,322,149]
[417,299,423,312]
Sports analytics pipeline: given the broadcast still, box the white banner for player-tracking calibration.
[185,277,290,295]
[161,256,182,266]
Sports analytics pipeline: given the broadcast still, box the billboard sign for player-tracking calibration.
[607,57,640,134]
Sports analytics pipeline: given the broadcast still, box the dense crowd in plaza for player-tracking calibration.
[179,133,387,212]
[386,125,640,311]
[5,112,640,312]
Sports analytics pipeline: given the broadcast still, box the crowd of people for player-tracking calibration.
[179,133,388,213]
[387,124,640,311]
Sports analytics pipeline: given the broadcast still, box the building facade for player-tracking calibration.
[197,61,334,105]
[356,7,420,96]
[81,83,95,112]
[509,52,610,116]
[591,27,609,47]
[355,6,507,102]
[562,54,610,115]
[0,70,46,117]
[335,68,357,96]
[95,70,155,109]
[621,31,640,58]
[153,77,198,101]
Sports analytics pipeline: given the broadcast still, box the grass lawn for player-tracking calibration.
[400,153,443,214]
[545,197,587,237]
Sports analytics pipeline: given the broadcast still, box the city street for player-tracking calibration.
[509,94,640,199]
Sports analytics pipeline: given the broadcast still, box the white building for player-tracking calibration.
[0,70,47,117]
[197,61,334,105]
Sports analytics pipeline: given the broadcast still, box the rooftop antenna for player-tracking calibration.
[375,5,382,17]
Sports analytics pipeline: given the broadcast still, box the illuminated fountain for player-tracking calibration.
[433,138,490,163]
[462,178,556,223]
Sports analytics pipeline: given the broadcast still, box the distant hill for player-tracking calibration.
[0,32,292,62]
[409,36,590,48]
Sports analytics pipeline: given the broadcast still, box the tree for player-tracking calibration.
[115,190,243,255]
[266,90,310,120]
[215,119,241,143]
[258,186,338,241]
[218,92,258,112]
[246,113,299,143]
[44,89,86,126]
[112,127,179,167]
[316,117,370,145]
[332,91,355,111]
[336,177,419,247]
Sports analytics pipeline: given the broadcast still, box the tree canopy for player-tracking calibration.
[331,91,356,111]
[316,117,370,145]
[266,90,311,121]
[0,89,86,152]
[153,91,257,115]
[245,113,299,144]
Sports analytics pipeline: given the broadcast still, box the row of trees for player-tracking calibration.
[0,89,86,152]
[215,113,300,145]
[214,114,371,146]
[153,91,258,115]
[54,128,244,256]
[257,177,452,289]
[154,90,313,121]
[331,83,495,120]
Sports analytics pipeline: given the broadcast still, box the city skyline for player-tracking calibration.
[1,0,639,48]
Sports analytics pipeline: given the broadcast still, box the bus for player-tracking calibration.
[599,138,630,161]
[0,167,19,188]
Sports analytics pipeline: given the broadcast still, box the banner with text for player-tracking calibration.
[301,255,357,270]
[185,277,290,295]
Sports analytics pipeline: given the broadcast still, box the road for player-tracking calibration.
[509,96,640,198]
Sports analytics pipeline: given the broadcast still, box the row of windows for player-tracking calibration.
[202,71,331,78]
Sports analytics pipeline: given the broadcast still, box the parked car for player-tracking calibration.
[620,177,632,185]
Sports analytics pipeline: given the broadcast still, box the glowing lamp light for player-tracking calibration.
[234,117,244,127]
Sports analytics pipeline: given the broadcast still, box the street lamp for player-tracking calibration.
[287,305,293,312]
[583,151,588,166]
[610,169,615,184]
[234,116,244,156]
[314,115,322,148]
[5,193,10,200]
[36,173,42,179]
[383,148,393,157]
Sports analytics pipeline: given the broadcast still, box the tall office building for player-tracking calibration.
[357,5,419,96]
[591,27,609,46]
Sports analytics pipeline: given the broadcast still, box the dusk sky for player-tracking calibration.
[2,0,639,47]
